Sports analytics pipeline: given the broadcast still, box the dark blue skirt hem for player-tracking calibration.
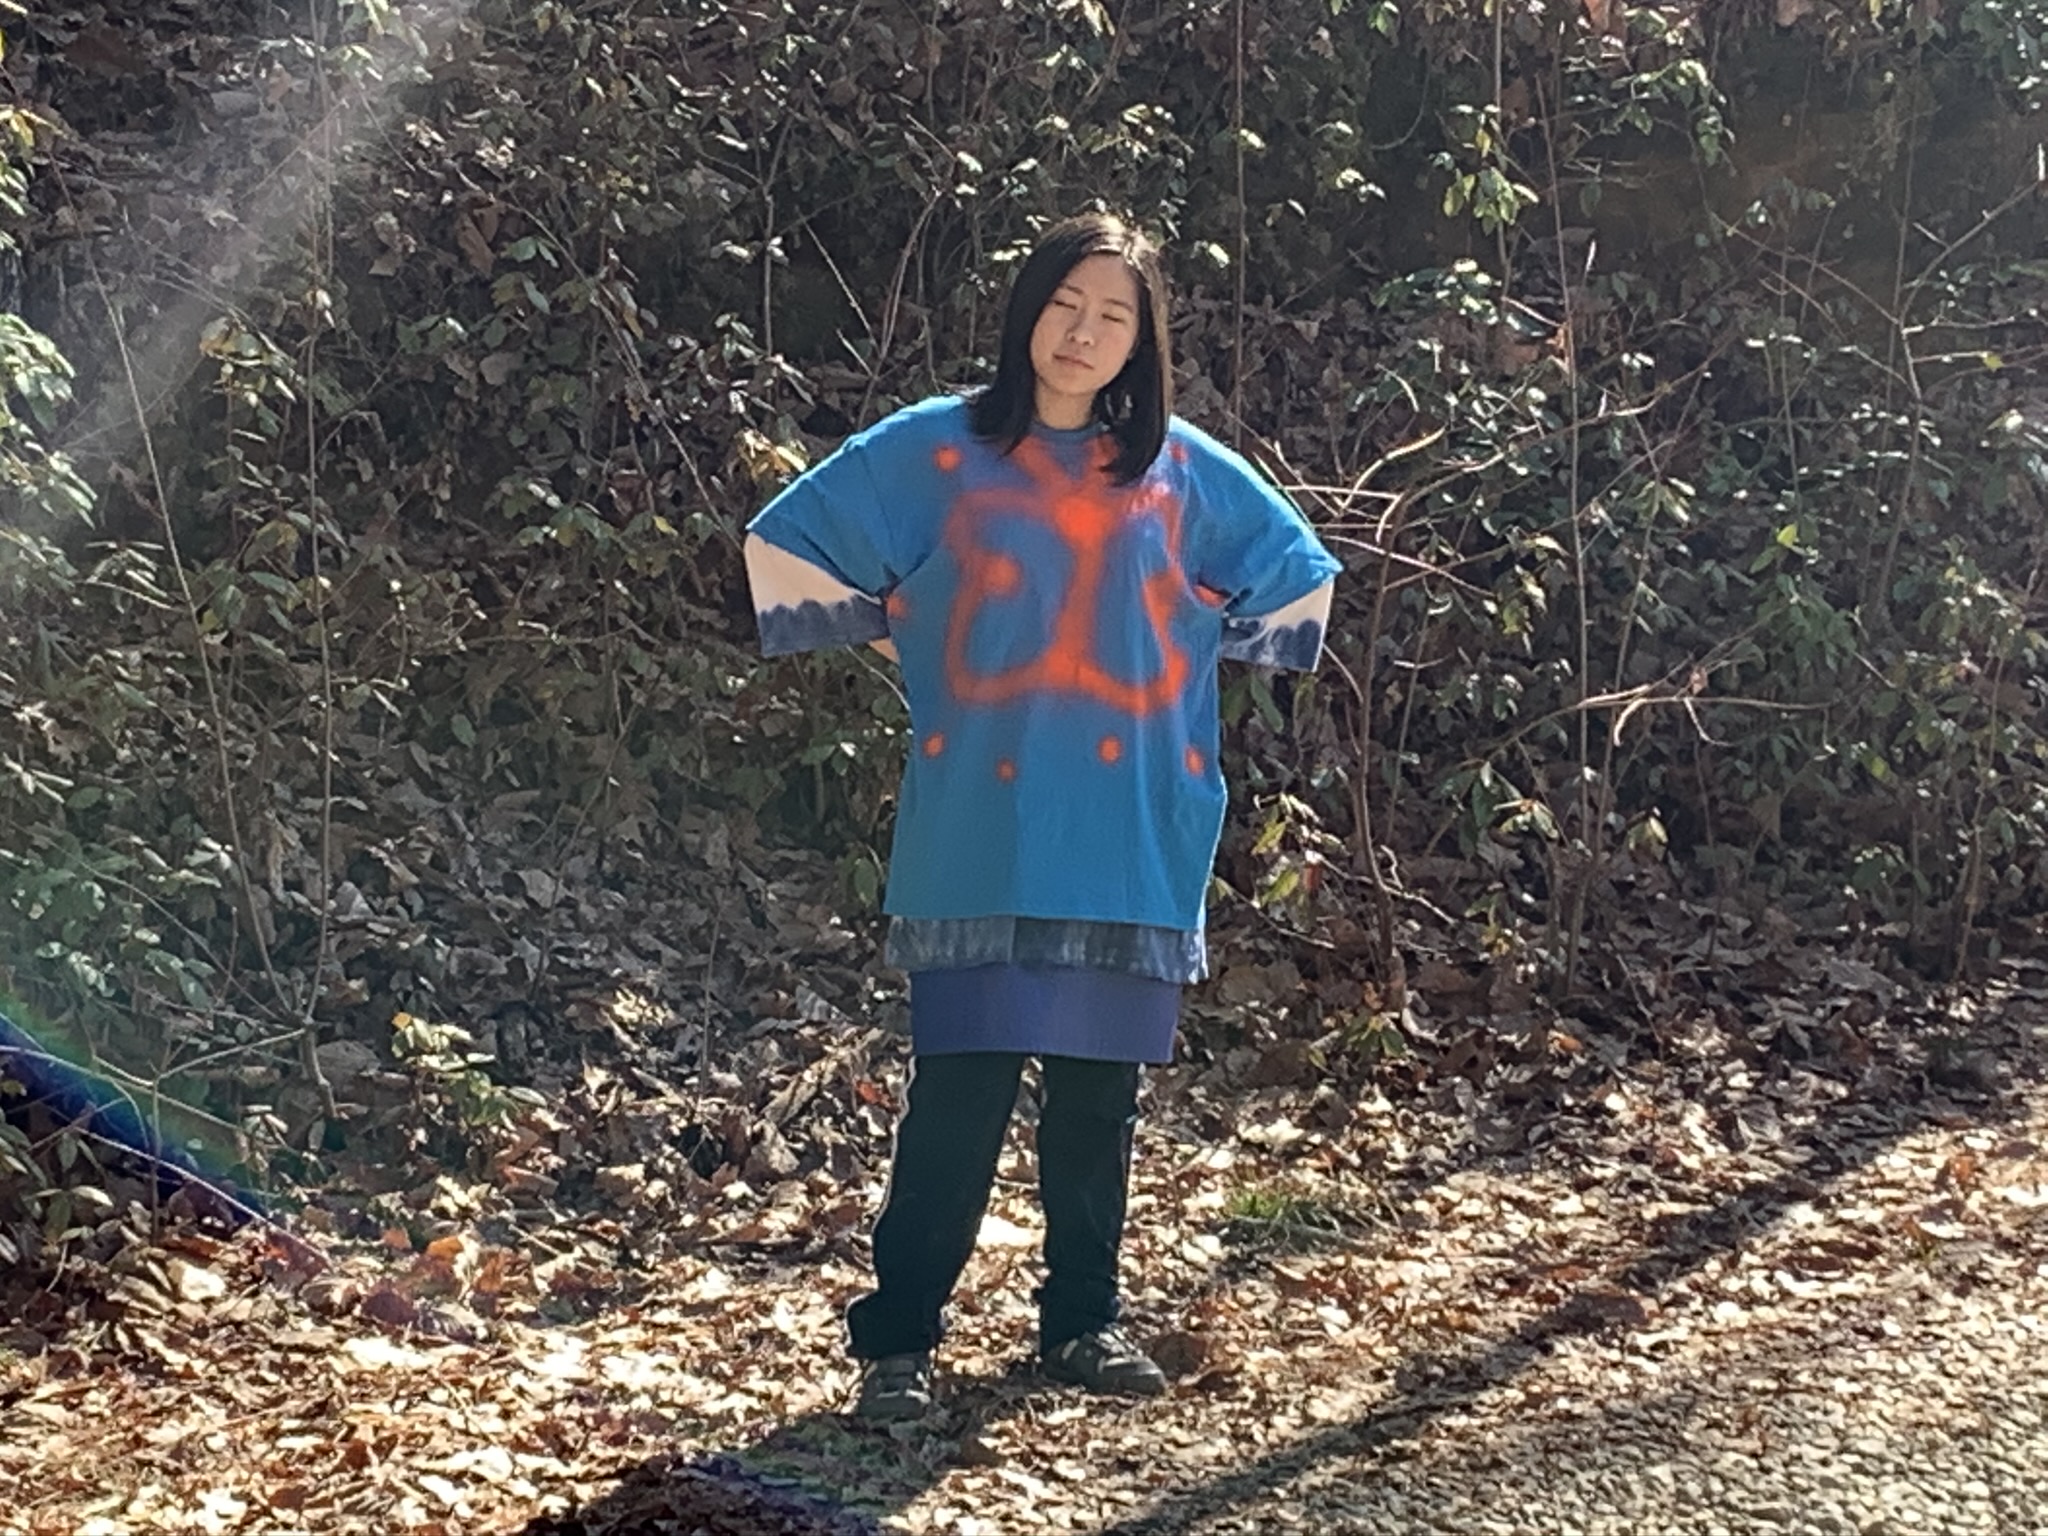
[908,964,1180,1064]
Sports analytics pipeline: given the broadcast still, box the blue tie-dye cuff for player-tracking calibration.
[1219,617,1325,670]
[757,596,889,656]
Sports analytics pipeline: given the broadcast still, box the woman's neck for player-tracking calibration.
[1032,383,1095,431]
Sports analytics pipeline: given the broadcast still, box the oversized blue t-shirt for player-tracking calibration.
[744,395,1338,934]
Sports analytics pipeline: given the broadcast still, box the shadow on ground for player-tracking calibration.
[519,1362,1080,1535]
[1083,1065,2046,1533]
[521,996,2045,1535]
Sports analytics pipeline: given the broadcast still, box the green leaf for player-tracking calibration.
[850,855,879,907]
[1251,813,1287,858]
[1624,813,1668,860]
[1259,864,1302,907]
[1249,671,1285,733]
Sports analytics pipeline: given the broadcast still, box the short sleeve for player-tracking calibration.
[1183,431,1341,670]
[745,434,904,656]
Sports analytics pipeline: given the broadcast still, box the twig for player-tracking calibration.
[1318,534,1485,595]
[297,0,341,1122]
[65,176,303,1043]
[859,187,944,426]
[1534,69,1594,999]
[793,212,879,373]
[688,892,726,1120]
[1230,0,1247,447]
[1323,641,1395,978]
[18,1103,325,1268]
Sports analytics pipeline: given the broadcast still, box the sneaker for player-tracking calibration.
[1041,1325,1167,1397]
[853,1351,934,1422]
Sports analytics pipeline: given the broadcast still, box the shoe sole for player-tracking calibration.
[853,1386,934,1422]
[854,1400,932,1423]
[1040,1363,1167,1397]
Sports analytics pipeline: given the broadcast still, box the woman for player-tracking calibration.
[744,212,1338,1420]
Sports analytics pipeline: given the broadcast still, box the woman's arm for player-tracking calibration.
[1219,580,1334,670]
[744,531,891,654]
[1180,425,1342,671]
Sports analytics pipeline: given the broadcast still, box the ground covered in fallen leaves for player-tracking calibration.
[5,937,2047,1535]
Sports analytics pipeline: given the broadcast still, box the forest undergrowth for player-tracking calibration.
[3,1,2048,1528]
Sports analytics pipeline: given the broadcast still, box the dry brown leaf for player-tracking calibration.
[454,211,495,275]
[359,1282,419,1330]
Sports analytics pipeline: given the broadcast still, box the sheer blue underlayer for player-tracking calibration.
[884,915,1207,985]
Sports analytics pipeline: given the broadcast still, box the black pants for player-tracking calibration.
[845,1051,1141,1360]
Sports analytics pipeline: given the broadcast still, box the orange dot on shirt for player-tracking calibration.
[934,445,962,472]
[996,758,1017,783]
[1098,734,1123,764]
[886,591,909,620]
[923,732,945,758]
[1169,441,1190,463]
[1185,745,1206,776]
[985,554,1021,596]
[1051,493,1116,545]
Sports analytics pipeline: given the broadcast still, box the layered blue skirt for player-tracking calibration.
[908,964,1181,1064]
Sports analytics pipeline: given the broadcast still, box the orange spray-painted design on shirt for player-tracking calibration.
[941,436,1192,716]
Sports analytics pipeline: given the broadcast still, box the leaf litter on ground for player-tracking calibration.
[7,864,2048,1533]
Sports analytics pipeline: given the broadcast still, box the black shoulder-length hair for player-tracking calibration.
[966,212,1172,485]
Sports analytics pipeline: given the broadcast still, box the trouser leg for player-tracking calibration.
[845,1051,1024,1360]
[1035,1054,1141,1352]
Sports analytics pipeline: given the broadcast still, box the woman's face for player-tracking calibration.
[1028,253,1142,427]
